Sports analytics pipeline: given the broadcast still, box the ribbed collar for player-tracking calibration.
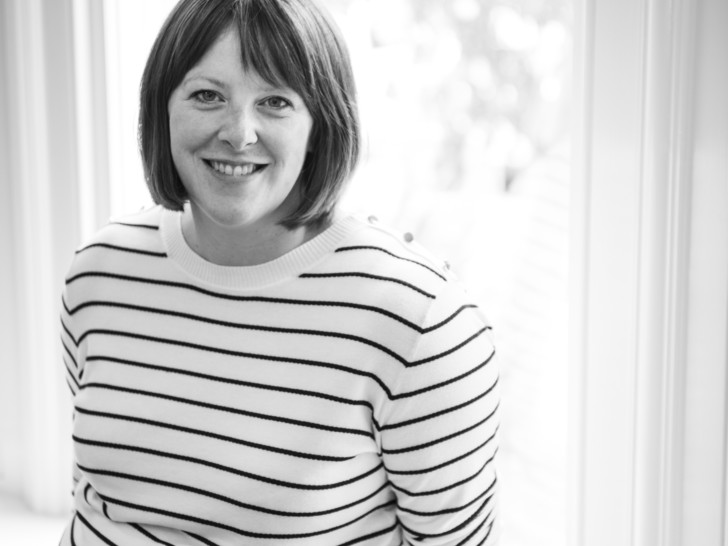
[160,208,360,291]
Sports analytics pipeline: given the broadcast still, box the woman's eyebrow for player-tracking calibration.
[183,75,227,88]
[182,74,297,96]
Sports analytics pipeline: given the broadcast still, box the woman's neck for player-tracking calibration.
[180,204,327,267]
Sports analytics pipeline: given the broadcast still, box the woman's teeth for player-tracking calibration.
[210,161,258,177]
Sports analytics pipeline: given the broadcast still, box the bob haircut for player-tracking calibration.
[139,0,361,228]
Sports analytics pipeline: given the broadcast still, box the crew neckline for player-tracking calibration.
[160,208,360,290]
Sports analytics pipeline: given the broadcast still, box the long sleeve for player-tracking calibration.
[378,279,499,545]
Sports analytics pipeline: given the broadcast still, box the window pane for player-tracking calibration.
[104,0,177,216]
[329,3,572,542]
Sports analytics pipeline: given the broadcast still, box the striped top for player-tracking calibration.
[59,206,499,546]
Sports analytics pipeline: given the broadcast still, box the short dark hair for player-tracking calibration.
[139,0,361,228]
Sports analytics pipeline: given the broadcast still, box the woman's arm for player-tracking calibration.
[379,279,499,545]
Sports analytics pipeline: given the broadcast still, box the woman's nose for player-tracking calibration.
[217,107,258,150]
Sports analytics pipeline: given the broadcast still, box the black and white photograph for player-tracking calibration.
[0,0,725,545]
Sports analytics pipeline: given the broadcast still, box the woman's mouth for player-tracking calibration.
[205,159,266,177]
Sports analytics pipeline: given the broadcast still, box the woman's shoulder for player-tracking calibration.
[337,214,452,275]
[320,214,457,306]
[65,205,167,277]
[325,214,490,358]
[81,205,164,246]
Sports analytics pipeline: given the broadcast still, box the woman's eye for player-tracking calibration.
[263,96,292,109]
[193,90,220,103]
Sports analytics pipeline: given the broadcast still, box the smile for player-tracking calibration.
[205,159,266,177]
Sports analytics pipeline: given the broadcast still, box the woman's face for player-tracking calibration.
[167,29,313,230]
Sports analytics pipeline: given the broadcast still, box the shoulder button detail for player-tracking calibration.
[403,232,414,243]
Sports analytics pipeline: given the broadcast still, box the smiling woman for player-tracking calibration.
[58,0,499,544]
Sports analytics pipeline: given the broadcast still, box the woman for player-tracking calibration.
[60,0,499,544]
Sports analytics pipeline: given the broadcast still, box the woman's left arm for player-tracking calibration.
[379,279,500,545]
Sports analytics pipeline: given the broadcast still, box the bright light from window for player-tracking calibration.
[104,0,177,217]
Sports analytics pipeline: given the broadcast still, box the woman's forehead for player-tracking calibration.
[184,27,291,89]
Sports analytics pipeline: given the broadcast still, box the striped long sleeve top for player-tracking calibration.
[59,206,499,546]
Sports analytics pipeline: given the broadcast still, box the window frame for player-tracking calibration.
[570,0,728,545]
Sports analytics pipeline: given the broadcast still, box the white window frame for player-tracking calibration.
[570,0,728,545]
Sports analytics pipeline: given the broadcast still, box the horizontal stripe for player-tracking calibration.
[78,465,389,517]
[97,494,396,540]
[382,377,499,430]
[335,246,446,281]
[74,406,354,461]
[81,382,373,438]
[423,304,480,333]
[81,330,491,407]
[393,350,495,399]
[76,242,167,257]
[64,272,426,331]
[86,355,374,410]
[111,222,159,230]
[73,435,383,490]
[300,272,436,299]
[78,329,395,398]
[71,300,410,366]
[77,321,484,372]
[398,484,495,517]
[391,453,498,497]
[382,402,499,454]
[410,326,491,367]
[400,495,492,539]
[386,429,498,476]
[338,519,398,546]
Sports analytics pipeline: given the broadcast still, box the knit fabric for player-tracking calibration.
[59,206,499,545]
